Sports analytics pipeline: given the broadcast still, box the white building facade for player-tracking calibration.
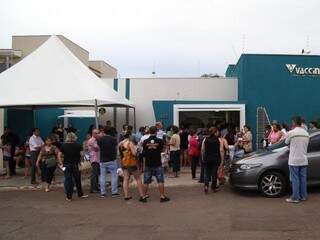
[102,77,241,131]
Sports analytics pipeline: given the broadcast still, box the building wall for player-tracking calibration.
[89,61,118,78]
[105,77,238,129]
[235,54,320,147]
[12,35,89,66]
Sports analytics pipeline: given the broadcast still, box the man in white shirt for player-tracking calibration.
[156,122,166,140]
[285,116,310,203]
[138,127,151,171]
[29,128,44,184]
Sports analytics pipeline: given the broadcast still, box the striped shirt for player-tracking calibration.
[285,127,309,166]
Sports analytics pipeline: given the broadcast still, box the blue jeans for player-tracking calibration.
[289,165,307,200]
[100,160,118,195]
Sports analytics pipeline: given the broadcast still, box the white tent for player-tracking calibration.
[0,35,133,108]
[0,35,134,127]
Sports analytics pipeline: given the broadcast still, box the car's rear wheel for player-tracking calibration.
[259,171,287,198]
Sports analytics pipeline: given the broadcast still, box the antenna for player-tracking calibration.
[302,35,311,54]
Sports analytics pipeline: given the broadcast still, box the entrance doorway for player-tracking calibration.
[173,104,245,129]
[179,110,240,129]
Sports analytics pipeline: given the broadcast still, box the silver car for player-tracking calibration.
[230,130,320,197]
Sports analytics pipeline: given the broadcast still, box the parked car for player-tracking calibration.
[229,130,320,198]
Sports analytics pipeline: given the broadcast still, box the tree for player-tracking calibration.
[201,73,221,78]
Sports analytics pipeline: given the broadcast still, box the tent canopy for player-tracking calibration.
[0,35,133,108]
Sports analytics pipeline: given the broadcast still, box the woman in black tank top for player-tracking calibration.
[203,127,223,193]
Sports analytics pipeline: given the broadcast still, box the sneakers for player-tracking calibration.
[100,194,106,198]
[286,198,300,203]
[80,194,89,199]
[160,196,170,203]
[300,198,307,201]
[124,197,133,201]
[66,198,72,202]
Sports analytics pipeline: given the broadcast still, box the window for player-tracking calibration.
[308,134,320,152]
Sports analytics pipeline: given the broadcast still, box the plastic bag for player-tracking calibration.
[218,165,225,183]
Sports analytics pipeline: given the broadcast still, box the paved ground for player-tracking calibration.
[1,172,320,240]
[0,167,199,190]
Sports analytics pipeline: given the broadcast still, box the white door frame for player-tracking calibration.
[173,104,246,128]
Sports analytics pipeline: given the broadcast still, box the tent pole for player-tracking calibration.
[125,107,129,125]
[94,99,98,129]
[113,107,117,130]
[32,107,36,128]
[133,107,136,132]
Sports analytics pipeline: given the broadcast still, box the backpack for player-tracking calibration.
[120,145,137,167]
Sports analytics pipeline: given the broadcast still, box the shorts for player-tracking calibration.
[144,167,164,184]
[122,166,138,174]
[3,156,11,162]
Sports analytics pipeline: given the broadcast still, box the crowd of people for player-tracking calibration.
[0,116,318,203]
[0,120,253,200]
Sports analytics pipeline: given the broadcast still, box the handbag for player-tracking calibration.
[79,160,91,172]
[218,165,225,183]
[121,148,137,167]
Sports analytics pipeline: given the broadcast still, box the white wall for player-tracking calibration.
[101,78,134,133]
[130,77,238,128]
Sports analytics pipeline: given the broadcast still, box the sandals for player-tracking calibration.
[160,196,170,203]
[139,197,147,203]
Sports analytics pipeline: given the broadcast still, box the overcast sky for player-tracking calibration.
[1,0,319,77]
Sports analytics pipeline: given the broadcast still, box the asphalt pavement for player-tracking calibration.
[1,174,320,240]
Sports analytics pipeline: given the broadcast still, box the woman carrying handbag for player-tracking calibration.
[119,131,147,202]
[36,136,61,192]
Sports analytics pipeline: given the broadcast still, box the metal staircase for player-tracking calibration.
[256,107,271,150]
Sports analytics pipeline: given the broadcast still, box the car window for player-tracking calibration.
[267,140,286,151]
[308,134,320,152]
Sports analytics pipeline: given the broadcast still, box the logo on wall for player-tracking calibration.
[286,64,320,76]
